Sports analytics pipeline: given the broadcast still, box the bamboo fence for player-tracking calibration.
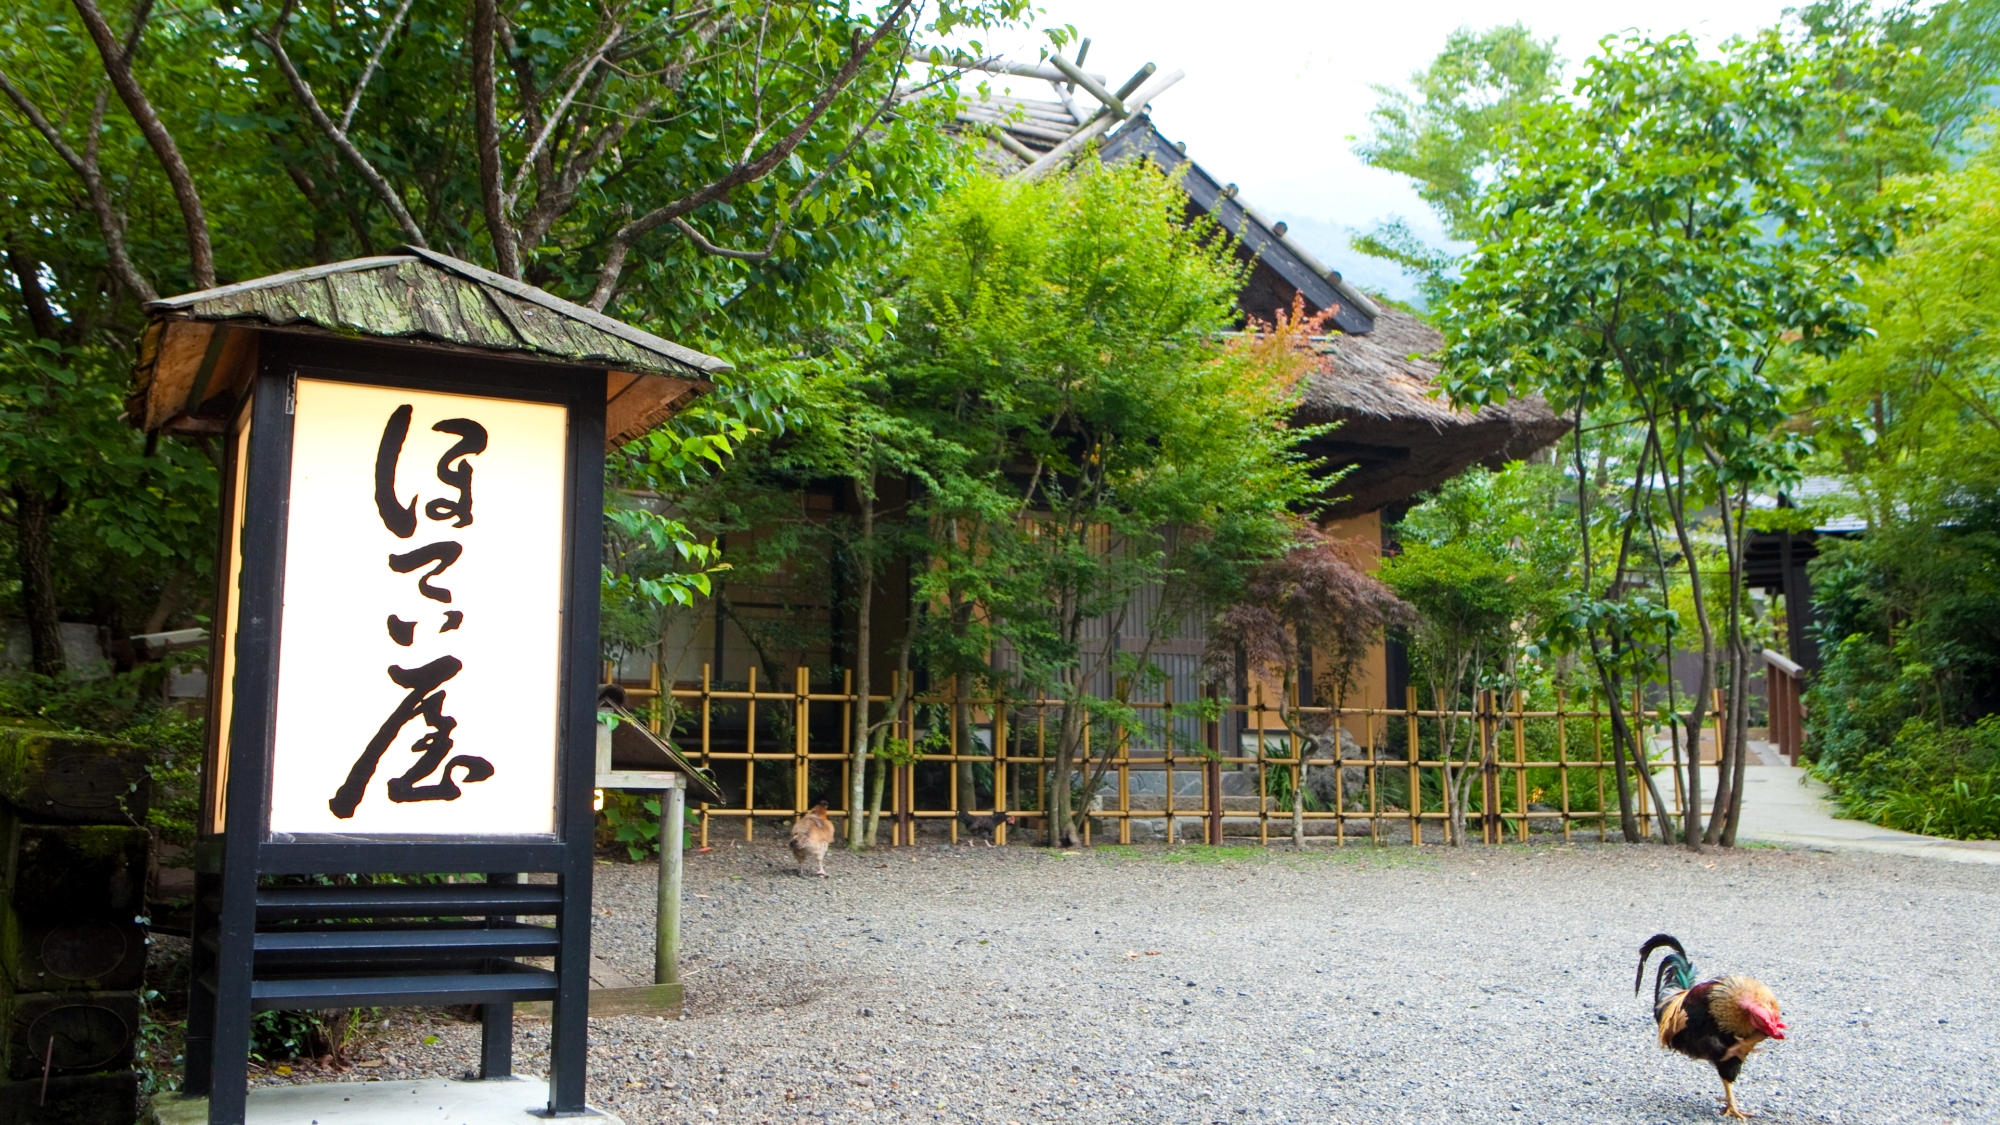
[607,664,1730,848]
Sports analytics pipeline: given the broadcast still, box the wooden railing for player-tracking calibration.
[607,665,1718,847]
[1763,649,1808,763]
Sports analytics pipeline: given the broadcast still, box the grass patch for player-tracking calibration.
[1160,845,1267,865]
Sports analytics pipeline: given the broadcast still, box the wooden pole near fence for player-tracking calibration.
[1513,690,1529,843]
[699,663,712,848]
[1405,687,1420,846]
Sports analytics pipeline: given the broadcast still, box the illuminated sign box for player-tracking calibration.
[126,249,724,1125]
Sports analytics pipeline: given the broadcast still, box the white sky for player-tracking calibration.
[947,0,1805,298]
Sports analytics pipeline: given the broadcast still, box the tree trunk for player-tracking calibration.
[847,473,874,851]
[1721,629,1753,846]
[1710,486,1752,847]
[955,688,978,812]
[944,535,979,811]
[1603,696,1641,841]
[11,483,66,677]
[1047,689,1083,847]
[864,629,915,848]
[864,747,888,847]
[142,566,190,635]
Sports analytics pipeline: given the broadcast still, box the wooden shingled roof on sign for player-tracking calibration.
[128,247,728,448]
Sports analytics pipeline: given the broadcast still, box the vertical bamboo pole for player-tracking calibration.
[1557,689,1572,843]
[1366,706,1379,846]
[745,664,758,842]
[1632,686,1650,827]
[901,684,915,846]
[840,669,853,836]
[994,697,1010,846]
[1117,705,1131,846]
[1513,690,1528,843]
[1081,706,1092,847]
[1667,690,1686,818]
[948,677,960,845]
[1332,695,1345,848]
[1163,679,1176,845]
[1473,690,1486,845]
[1406,686,1420,847]
[1036,707,1048,837]
[1593,703,1607,843]
[1206,688,1223,847]
[1712,687,1726,769]
[650,660,663,735]
[1254,686,1268,847]
[795,666,809,820]
[699,664,712,849]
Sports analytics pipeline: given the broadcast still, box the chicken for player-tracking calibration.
[956,810,1017,846]
[1636,934,1787,1120]
[788,802,834,878]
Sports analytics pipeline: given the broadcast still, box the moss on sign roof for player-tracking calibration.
[130,248,727,446]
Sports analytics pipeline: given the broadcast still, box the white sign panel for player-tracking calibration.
[268,379,569,836]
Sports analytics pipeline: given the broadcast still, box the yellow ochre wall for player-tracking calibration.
[1243,509,1388,745]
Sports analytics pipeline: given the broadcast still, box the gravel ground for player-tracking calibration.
[284,839,1999,1125]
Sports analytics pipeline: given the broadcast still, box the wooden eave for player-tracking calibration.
[127,248,729,448]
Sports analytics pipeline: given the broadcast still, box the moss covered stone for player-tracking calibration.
[0,729,151,825]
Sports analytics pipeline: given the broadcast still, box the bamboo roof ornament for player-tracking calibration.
[126,246,728,448]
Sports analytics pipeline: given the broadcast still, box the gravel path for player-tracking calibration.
[324,840,1999,1124]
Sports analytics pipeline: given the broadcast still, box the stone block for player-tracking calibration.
[0,1069,138,1125]
[0,988,138,1082]
[0,820,149,923]
[0,906,147,992]
[0,728,151,825]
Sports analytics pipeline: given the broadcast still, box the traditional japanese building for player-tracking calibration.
[640,53,1568,806]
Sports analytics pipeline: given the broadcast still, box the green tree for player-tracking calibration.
[1802,124,2000,839]
[1207,526,1410,848]
[1439,32,1888,847]
[876,162,1319,848]
[1351,23,1560,295]
[0,0,1032,679]
[1382,465,1570,846]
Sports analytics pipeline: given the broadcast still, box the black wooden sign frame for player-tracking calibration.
[182,334,605,1123]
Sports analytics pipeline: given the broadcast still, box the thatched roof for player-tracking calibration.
[1298,307,1570,519]
[129,248,726,448]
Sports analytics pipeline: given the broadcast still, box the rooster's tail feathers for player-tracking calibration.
[1635,933,1695,1006]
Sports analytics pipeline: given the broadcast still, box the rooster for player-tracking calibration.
[788,802,834,878]
[1636,934,1787,1120]
[956,810,1016,846]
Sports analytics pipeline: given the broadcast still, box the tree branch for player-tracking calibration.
[471,0,518,277]
[0,71,156,301]
[340,0,416,132]
[669,216,779,260]
[255,7,429,248]
[663,70,899,267]
[509,20,623,205]
[69,0,211,288]
[5,238,62,341]
[587,0,916,309]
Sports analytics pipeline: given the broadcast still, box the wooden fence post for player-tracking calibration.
[698,663,712,849]
[994,695,1010,846]
[1405,686,1420,846]
[1207,686,1223,846]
